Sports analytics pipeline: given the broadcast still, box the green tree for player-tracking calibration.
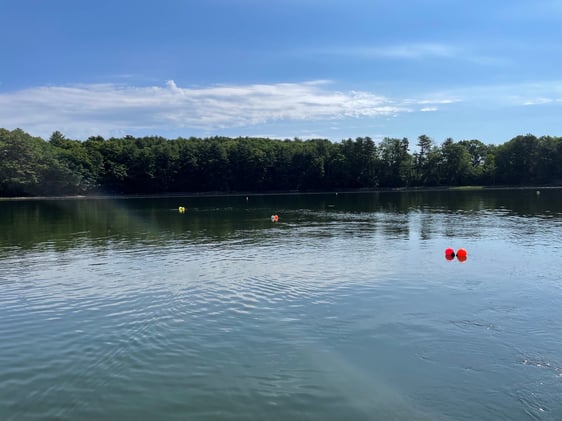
[95,137,129,193]
[457,139,493,184]
[0,129,52,196]
[378,137,410,187]
[495,134,539,184]
[338,137,379,188]
[534,136,561,183]
[49,132,102,193]
[200,138,231,191]
[440,138,471,185]
[174,137,202,192]
[414,134,434,185]
[2,128,561,196]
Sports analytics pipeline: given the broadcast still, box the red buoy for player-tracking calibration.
[456,248,467,262]
[456,248,467,258]
[445,248,455,259]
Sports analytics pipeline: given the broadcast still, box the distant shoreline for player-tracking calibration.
[1,185,560,201]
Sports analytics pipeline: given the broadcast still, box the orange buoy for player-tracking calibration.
[273,214,279,222]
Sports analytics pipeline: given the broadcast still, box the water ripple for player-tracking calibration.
[2,194,562,420]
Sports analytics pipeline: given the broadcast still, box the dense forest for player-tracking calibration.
[1,128,561,197]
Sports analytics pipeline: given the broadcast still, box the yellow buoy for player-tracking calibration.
[178,206,186,214]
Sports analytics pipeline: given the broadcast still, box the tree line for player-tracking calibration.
[1,128,561,197]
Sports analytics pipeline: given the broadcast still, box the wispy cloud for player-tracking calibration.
[360,43,457,59]
[412,80,562,109]
[415,98,461,105]
[522,97,554,106]
[4,79,558,140]
[0,80,418,138]
[301,41,508,66]
[305,42,457,60]
[465,81,562,107]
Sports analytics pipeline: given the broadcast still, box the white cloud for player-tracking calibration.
[417,80,562,108]
[302,42,507,66]
[4,79,559,140]
[522,97,554,106]
[0,80,414,139]
[367,43,456,59]
[307,42,457,60]
[416,98,460,105]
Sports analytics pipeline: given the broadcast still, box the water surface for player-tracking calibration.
[1,190,561,420]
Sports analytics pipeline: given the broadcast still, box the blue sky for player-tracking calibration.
[1,0,561,144]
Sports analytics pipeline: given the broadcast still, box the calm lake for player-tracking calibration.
[1,189,561,420]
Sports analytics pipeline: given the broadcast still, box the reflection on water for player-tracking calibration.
[1,189,561,253]
[1,189,561,420]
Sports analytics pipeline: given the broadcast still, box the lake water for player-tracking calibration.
[1,189,561,420]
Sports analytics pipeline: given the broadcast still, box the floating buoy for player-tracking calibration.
[456,248,467,262]
[445,247,467,262]
[271,214,279,222]
[178,206,186,214]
